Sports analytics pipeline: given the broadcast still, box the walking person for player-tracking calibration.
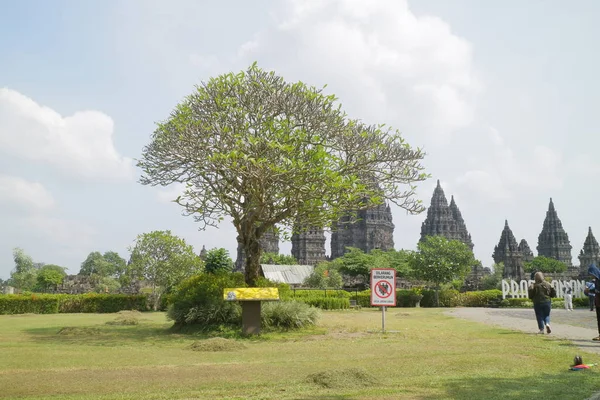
[528,272,556,334]
[563,281,573,311]
[585,280,595,311]
[588,264,600,341]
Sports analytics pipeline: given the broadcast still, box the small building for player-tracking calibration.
[259,264,315,287]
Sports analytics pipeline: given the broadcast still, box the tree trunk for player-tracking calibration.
[243,236,262,287]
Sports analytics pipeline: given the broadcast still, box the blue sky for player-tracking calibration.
[1,0,599,278]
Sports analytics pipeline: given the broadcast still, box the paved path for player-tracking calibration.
[446,307,600,355]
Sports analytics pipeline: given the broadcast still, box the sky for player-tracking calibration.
[1,0,599,279]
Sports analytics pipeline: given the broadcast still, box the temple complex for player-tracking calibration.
[492,220,524,279]
[419,180,473,250]
[330,201,395,259]
[536,198,573,266]
[578,227,600,274]
[291,226,327,265]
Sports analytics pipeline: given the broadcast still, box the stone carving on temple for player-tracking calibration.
[291,225,327,266]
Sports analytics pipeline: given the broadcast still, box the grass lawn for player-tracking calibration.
[0,308,598,399]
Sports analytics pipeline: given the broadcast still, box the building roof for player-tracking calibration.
[260,264,315,285]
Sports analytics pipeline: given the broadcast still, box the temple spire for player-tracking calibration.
[537,198,572,266]
[492,220,524,279]
[420,179,473,250]
[579,226,600,274]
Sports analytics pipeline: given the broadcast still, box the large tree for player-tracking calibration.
[9,248,38,291]
[408,236,476,306]
[35,264,67,292]
[127,230,204,310]
[138,63,427,287]
[79,251,127,283]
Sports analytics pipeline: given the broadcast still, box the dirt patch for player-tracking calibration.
[187,338,247,352]
[395,312,411,317]
[307,367,379,389]
[57,327,102,336]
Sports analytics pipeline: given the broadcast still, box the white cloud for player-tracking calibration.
[0,175,55,211]
[192,0,482,141]
[456,127,564,201]
[0,88,134,181]
[19,215,97,249]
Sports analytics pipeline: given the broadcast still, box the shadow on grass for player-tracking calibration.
[421,371,599,400]
[23,322,327,347]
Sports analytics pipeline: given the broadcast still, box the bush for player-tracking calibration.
[261,300,320,330]
[499,298,533,308]
[167,272,246,327]
[58,294,147,313]
[459,290,502,307]
[0,294,147,315]
[420,289,461,307]
[0,294,59,314]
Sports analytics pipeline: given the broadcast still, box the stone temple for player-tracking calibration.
[492,198,599,279]
[330,201,395,259]
[291,226,327,265]
[537,198,573,266]
[419,180,473,250]
[492,220,524,278]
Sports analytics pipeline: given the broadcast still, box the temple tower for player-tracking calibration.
[536,198,572,266]
[291,226,326,265]
[199,245,208,261]
[330,201,394,259]
[492,220,524,279]
[578,227,600,274]
[518,239,534,263]
[420,180,474,250]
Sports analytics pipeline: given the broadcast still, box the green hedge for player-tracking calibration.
[0,294,148,315]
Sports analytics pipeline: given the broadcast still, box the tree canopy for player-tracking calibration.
[332,247,411,284]
[138,63,427,286]
[204,248,234,274]
[9,248,39,291]
[408,236,475,304]
[524,256,567,273]
[35,264,67,292]
[260,252,297,265]
[127,230,204,310]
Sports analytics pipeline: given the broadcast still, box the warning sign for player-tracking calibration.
[370,268,396,306]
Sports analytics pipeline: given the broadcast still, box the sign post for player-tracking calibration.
[370,268,396,333]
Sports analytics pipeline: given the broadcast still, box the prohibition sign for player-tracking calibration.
[374,281,393,298]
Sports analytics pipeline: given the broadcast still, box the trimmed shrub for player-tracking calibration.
[0,294,59,314]
[0,294,147,315]
[58,294,147,313]
[420,289,461,307]
[499,298,533,308]
[167,272,246,326]
[261,300,320,330]
[459,290,503,307]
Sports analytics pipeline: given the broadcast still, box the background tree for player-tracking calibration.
[138,63,427,288]
[303,263,343,289]
[127,230,204,310]
[260,253,298,265]
[35,264,67,292]
[408,236,475,306]
[335,247,412,286]
[204,248,234,274]
[480,262,504,290]
[79,251,127,283]
[524,256,567,274]
[9,248,38,291]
